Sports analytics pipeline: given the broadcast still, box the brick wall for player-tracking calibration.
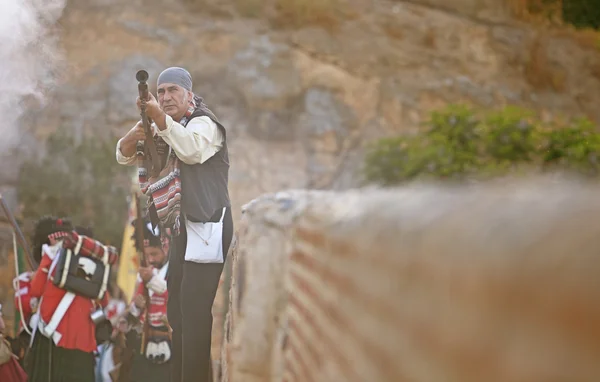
[218,178,600,382]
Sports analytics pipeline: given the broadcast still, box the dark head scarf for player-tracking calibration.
[157,67,193,91]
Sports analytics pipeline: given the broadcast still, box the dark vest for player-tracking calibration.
[180,109,231,223]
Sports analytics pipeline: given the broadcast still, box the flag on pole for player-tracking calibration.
[12,232,26,335]
[116,193,140,304]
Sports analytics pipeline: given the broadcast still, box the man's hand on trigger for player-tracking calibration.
[134,121,145,140]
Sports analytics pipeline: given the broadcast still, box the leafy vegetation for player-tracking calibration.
[17,130,133,248]
[562,0,600,29]
[513,0,600,29]
[363,104,600,186]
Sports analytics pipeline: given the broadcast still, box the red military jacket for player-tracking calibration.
[130,262,169,328]
[30,243,109,353]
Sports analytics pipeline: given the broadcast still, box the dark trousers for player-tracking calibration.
[25,334,95,382]
[167,207,233,382]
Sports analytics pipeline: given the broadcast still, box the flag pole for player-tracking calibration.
[116,173,142,304]
[12,231,32,335]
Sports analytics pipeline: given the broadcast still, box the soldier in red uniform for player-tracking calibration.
[25,216,115,382]
[125,218,171,382]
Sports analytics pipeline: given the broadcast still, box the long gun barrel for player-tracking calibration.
[0,194,36,270]
[136,70,162,178]
[134,193,152,355]
[134,194,149,269]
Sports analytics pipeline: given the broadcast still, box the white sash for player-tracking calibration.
[39,291,76,344]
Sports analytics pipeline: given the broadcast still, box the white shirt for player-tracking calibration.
[116,114,223,166]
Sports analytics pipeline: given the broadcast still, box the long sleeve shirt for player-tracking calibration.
[116,115,223,166]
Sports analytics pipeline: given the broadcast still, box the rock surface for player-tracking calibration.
[4,0,600,225]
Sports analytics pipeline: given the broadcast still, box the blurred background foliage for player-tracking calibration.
[363,104,600,186]
[17,131,132,248]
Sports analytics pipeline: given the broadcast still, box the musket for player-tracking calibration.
[134,192,152,355]
[136,70,162,178]
[0,194,36,270]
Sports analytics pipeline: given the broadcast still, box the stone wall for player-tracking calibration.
[218,177,600,382]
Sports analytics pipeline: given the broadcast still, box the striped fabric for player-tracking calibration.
[62,232,118,265]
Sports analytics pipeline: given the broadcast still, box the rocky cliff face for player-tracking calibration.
[6,0,600,224]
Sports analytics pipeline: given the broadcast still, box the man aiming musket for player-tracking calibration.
[116,67,234,382]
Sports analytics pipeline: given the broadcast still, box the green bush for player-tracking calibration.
[363,104,600,186]
[17,130,132,248]
[562,0,600,29]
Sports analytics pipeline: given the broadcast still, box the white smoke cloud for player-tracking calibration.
[0,0,66,153]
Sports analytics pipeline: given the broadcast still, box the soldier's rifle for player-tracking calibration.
[136,70,161,178]
[134,193,152,355]
[0,194,36,270]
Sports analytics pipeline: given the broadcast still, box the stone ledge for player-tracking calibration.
[220,176,600,381]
